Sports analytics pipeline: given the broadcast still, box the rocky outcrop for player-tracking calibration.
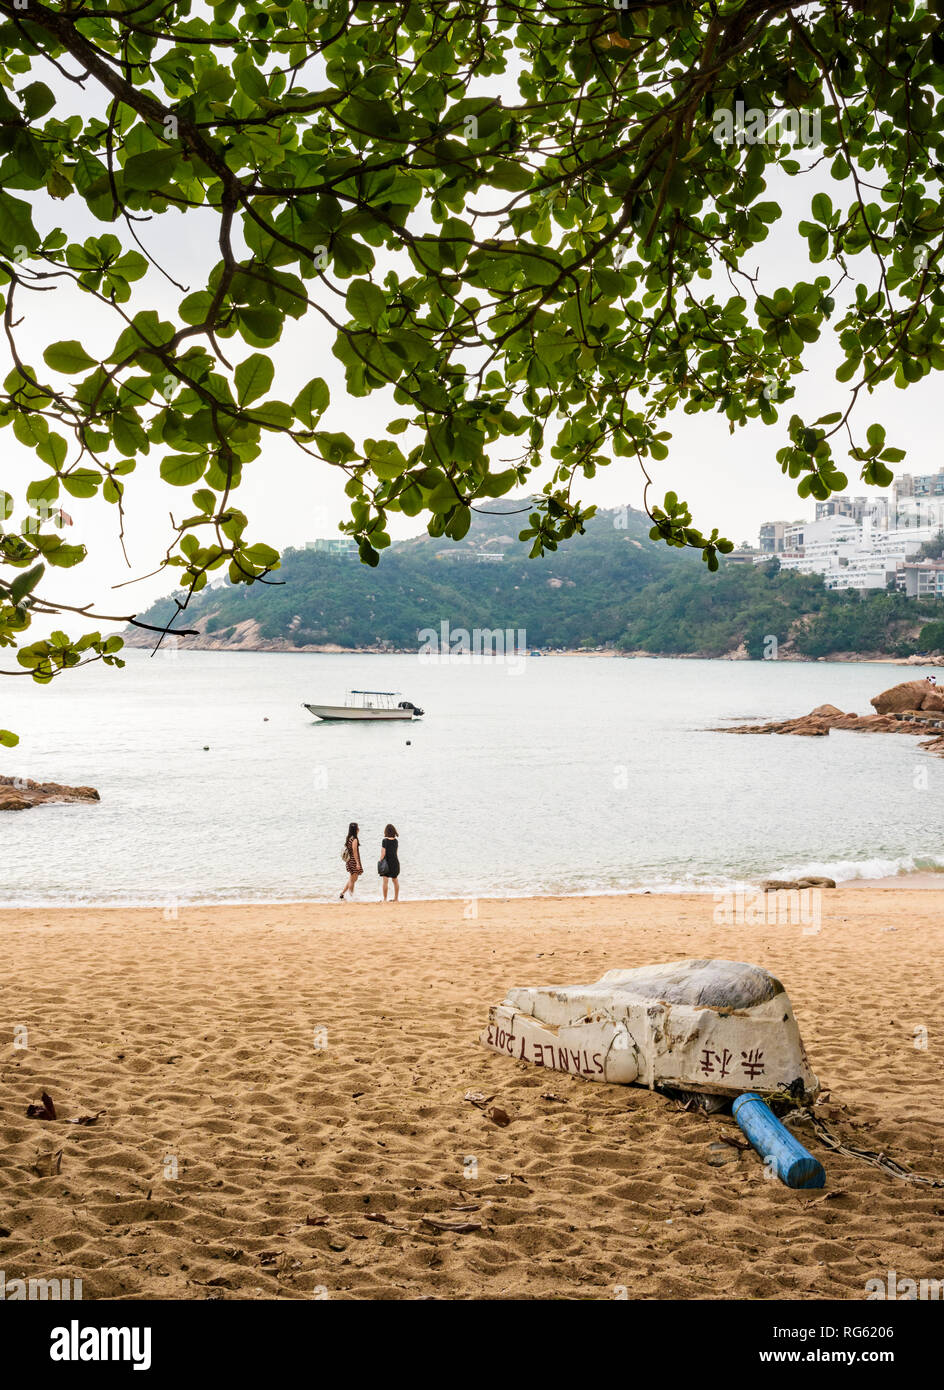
[719,692,944,756]
[122,615,374,654]
[0,776,100,811]
[870,679,943,714]
[720,710,903,737]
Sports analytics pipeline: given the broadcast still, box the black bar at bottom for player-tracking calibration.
[0,1295,935,1376]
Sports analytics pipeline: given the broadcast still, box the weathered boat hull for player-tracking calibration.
[481,958,819,1102]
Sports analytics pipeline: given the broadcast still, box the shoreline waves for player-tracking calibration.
[2,862,942,911]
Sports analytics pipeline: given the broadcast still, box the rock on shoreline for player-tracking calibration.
[870,679,944,714]
[0,776,100,812]
[761,877,836,891]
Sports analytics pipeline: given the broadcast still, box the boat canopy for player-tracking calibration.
[344,690,406,709]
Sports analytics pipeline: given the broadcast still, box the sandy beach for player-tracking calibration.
[2,888,943,1301]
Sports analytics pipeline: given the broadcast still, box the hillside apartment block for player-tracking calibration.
[757,469,944,597]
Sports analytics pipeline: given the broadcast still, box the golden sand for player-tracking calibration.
[2,889,943,1300]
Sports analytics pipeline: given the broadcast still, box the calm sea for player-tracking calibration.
[1,650,941,906]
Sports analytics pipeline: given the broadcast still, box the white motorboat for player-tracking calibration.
[303,690,424,722]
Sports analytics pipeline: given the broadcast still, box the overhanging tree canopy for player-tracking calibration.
[1,0,942,742]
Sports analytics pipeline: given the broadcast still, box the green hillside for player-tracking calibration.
[621,565,940,659]
[131,502,944,658]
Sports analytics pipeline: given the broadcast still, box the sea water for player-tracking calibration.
[1,650,941,905]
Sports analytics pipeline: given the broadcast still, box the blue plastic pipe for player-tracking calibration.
[732,1092,826,1189]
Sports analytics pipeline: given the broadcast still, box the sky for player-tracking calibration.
[4,32,942,638]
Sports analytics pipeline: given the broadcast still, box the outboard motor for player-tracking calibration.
[398,701,424,717]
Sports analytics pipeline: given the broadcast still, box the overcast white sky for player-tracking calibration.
[5,48,940,634]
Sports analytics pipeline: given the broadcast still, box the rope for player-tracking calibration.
[785,1106,944,1189]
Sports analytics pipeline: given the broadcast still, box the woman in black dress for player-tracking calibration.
[379,822,400,902]
[340,821,363,899]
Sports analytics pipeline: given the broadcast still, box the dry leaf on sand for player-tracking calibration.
[421,1217,483,1233]
[26,1092,56,1121]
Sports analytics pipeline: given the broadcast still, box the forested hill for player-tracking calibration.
[128,502,944,659]
[131,503,689,651]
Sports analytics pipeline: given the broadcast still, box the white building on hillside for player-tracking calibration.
[776,514,938,592]
[899,561,944,599]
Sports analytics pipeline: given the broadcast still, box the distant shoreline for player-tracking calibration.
[122,636,943,666]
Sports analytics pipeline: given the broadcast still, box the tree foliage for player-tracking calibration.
[2,0,944,740]
[619,562,934,658]
[918,528,944,560]
[918,619,944,653]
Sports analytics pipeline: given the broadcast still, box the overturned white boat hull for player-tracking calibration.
[481,958,819,1102]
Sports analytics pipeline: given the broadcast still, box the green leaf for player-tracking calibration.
[160,454,207,486]
[26,475,59,505]
[811,193,833,225]
[237,305,284,344]
[235,353,274,405]
[13,413,49,449]
[0,189,38,257]
[37,433,68,470]
[60,469,101,499]
[313,430,358,465]
[445,504,472,540]
[44,542,86,569]
[22,82,56,121]
[192,488,216,513]
[236,62,268,104]
[478,468,519,498]
[10,562,44,605]
[293,377,329,427]
[43,341,96,375]
[251,399,293,429]
[365,439,406,480]
[345,279,387,329]
[113,413,148,458]
[123,147,183,191]
[242,542,280,568]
